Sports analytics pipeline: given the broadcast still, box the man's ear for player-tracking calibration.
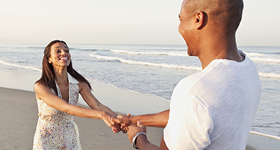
[195,11,207,30]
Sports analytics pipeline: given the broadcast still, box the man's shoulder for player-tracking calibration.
[173,71,206,95]
[179,72,201,84]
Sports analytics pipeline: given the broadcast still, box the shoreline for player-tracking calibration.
[0,68,170,115]
[249,131,280,140]
[1,68,280,149]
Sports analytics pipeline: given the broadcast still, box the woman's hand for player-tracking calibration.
[101,111,121,133]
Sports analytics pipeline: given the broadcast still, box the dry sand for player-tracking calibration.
[0,87,164,150]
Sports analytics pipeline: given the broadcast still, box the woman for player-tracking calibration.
[33,40,120,149]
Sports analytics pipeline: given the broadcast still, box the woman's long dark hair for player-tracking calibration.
[36,40,92,95]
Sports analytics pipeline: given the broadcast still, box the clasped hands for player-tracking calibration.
[106,114,146,143]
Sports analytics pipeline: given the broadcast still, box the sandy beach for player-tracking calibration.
[0,69,168,150]
[0,69,279,150]
[0,87,165,150]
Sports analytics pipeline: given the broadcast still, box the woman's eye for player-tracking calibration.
[56,50,61,53]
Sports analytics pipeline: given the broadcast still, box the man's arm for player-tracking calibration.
[113,109,169,128]
[135,135,169,150]
[127,121,169,150]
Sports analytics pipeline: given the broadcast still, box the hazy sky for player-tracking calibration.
[0,0,279,46]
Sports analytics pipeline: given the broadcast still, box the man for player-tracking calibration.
[113,0,261,149]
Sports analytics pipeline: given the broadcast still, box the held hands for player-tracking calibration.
[110,114,147,141]
[114,114,132,126]
[100,112,121,133]
[110,114,148,149]
[102,113,132,133]
[111,114,132,133]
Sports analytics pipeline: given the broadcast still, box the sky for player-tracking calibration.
[0,0,279,46]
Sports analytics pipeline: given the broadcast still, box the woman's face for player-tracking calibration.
[48,42,71,68]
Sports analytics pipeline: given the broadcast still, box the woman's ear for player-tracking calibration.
[195,11,207,29]
[48,59,52,64]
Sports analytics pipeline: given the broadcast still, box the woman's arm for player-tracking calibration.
[78,82,118,118]
[34,82,117,129]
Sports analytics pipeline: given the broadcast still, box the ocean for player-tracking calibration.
[0,44,279,138]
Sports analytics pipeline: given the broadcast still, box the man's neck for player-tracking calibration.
[197,39,243,69]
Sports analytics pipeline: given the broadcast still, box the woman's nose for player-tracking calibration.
[61,50,66,55]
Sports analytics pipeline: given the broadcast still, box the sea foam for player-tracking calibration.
[90,53,201,71]
[111,50,188,57]
[0,60,41,72]
[90,53,280,79]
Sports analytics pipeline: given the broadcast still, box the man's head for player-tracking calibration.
[179,0,244,56]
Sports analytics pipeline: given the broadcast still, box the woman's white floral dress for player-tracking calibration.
[33,74,82,150]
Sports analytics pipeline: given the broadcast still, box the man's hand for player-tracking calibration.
[127,121,147,143]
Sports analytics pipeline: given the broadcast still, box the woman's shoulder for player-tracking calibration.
[34,81,44,90]
[77,81,91,93]
[78,81,88,88]
[34,82,50,100]
[34,81,52,94]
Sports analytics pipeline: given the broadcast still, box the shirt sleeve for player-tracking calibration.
[164,92,214,150]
